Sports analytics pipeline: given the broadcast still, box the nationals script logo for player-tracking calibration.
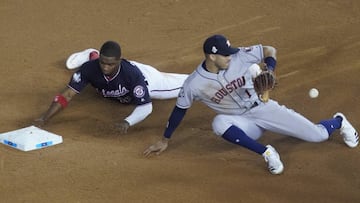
[101,84,129,97]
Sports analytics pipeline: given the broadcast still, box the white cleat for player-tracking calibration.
[333,112,359,148]
[66,48,99,70]
[262,145,284,175]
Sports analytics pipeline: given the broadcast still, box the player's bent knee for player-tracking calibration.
[212,115,233,136]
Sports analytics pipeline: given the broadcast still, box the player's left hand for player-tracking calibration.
[115,120,130,134]
[143,138,169,157]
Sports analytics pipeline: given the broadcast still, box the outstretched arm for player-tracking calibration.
[33,87,77,127]
[116,102,153,134]
[143,106,187,157]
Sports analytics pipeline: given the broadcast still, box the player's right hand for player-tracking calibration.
[115,120,130,134]
[143,138,169,157]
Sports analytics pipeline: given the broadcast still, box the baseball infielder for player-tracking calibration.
[34,41,188,133]
[143,34,358,175]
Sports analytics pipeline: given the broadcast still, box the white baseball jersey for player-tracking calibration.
[177,45,263,114]
[130,61,188,100]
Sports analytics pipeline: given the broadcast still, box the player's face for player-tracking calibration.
[213,54,232,70]
[99,55,121,76]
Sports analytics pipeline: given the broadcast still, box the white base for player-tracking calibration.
[0,125,63,151]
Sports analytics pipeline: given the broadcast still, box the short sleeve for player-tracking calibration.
[68,69,89,93]
[176,81,194,109]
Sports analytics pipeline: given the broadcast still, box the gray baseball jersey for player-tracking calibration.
[176,44,329,142]
[177,45,263,114]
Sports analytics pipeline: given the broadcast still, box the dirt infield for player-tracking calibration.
[0,0,359,202]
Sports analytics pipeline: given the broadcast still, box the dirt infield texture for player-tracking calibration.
[0,0,359,202]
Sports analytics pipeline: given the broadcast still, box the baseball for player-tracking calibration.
[309,88,319,98]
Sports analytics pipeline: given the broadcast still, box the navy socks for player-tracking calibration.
[222,126,267,155]
[221,117,342,155]
[319,116,342,135]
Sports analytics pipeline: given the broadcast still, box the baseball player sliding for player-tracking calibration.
[143,34,358,175]
[34,41,188,133]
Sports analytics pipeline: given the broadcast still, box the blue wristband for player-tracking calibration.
[264,56,277,71]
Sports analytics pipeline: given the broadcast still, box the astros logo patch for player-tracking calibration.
[133,85,145,98]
